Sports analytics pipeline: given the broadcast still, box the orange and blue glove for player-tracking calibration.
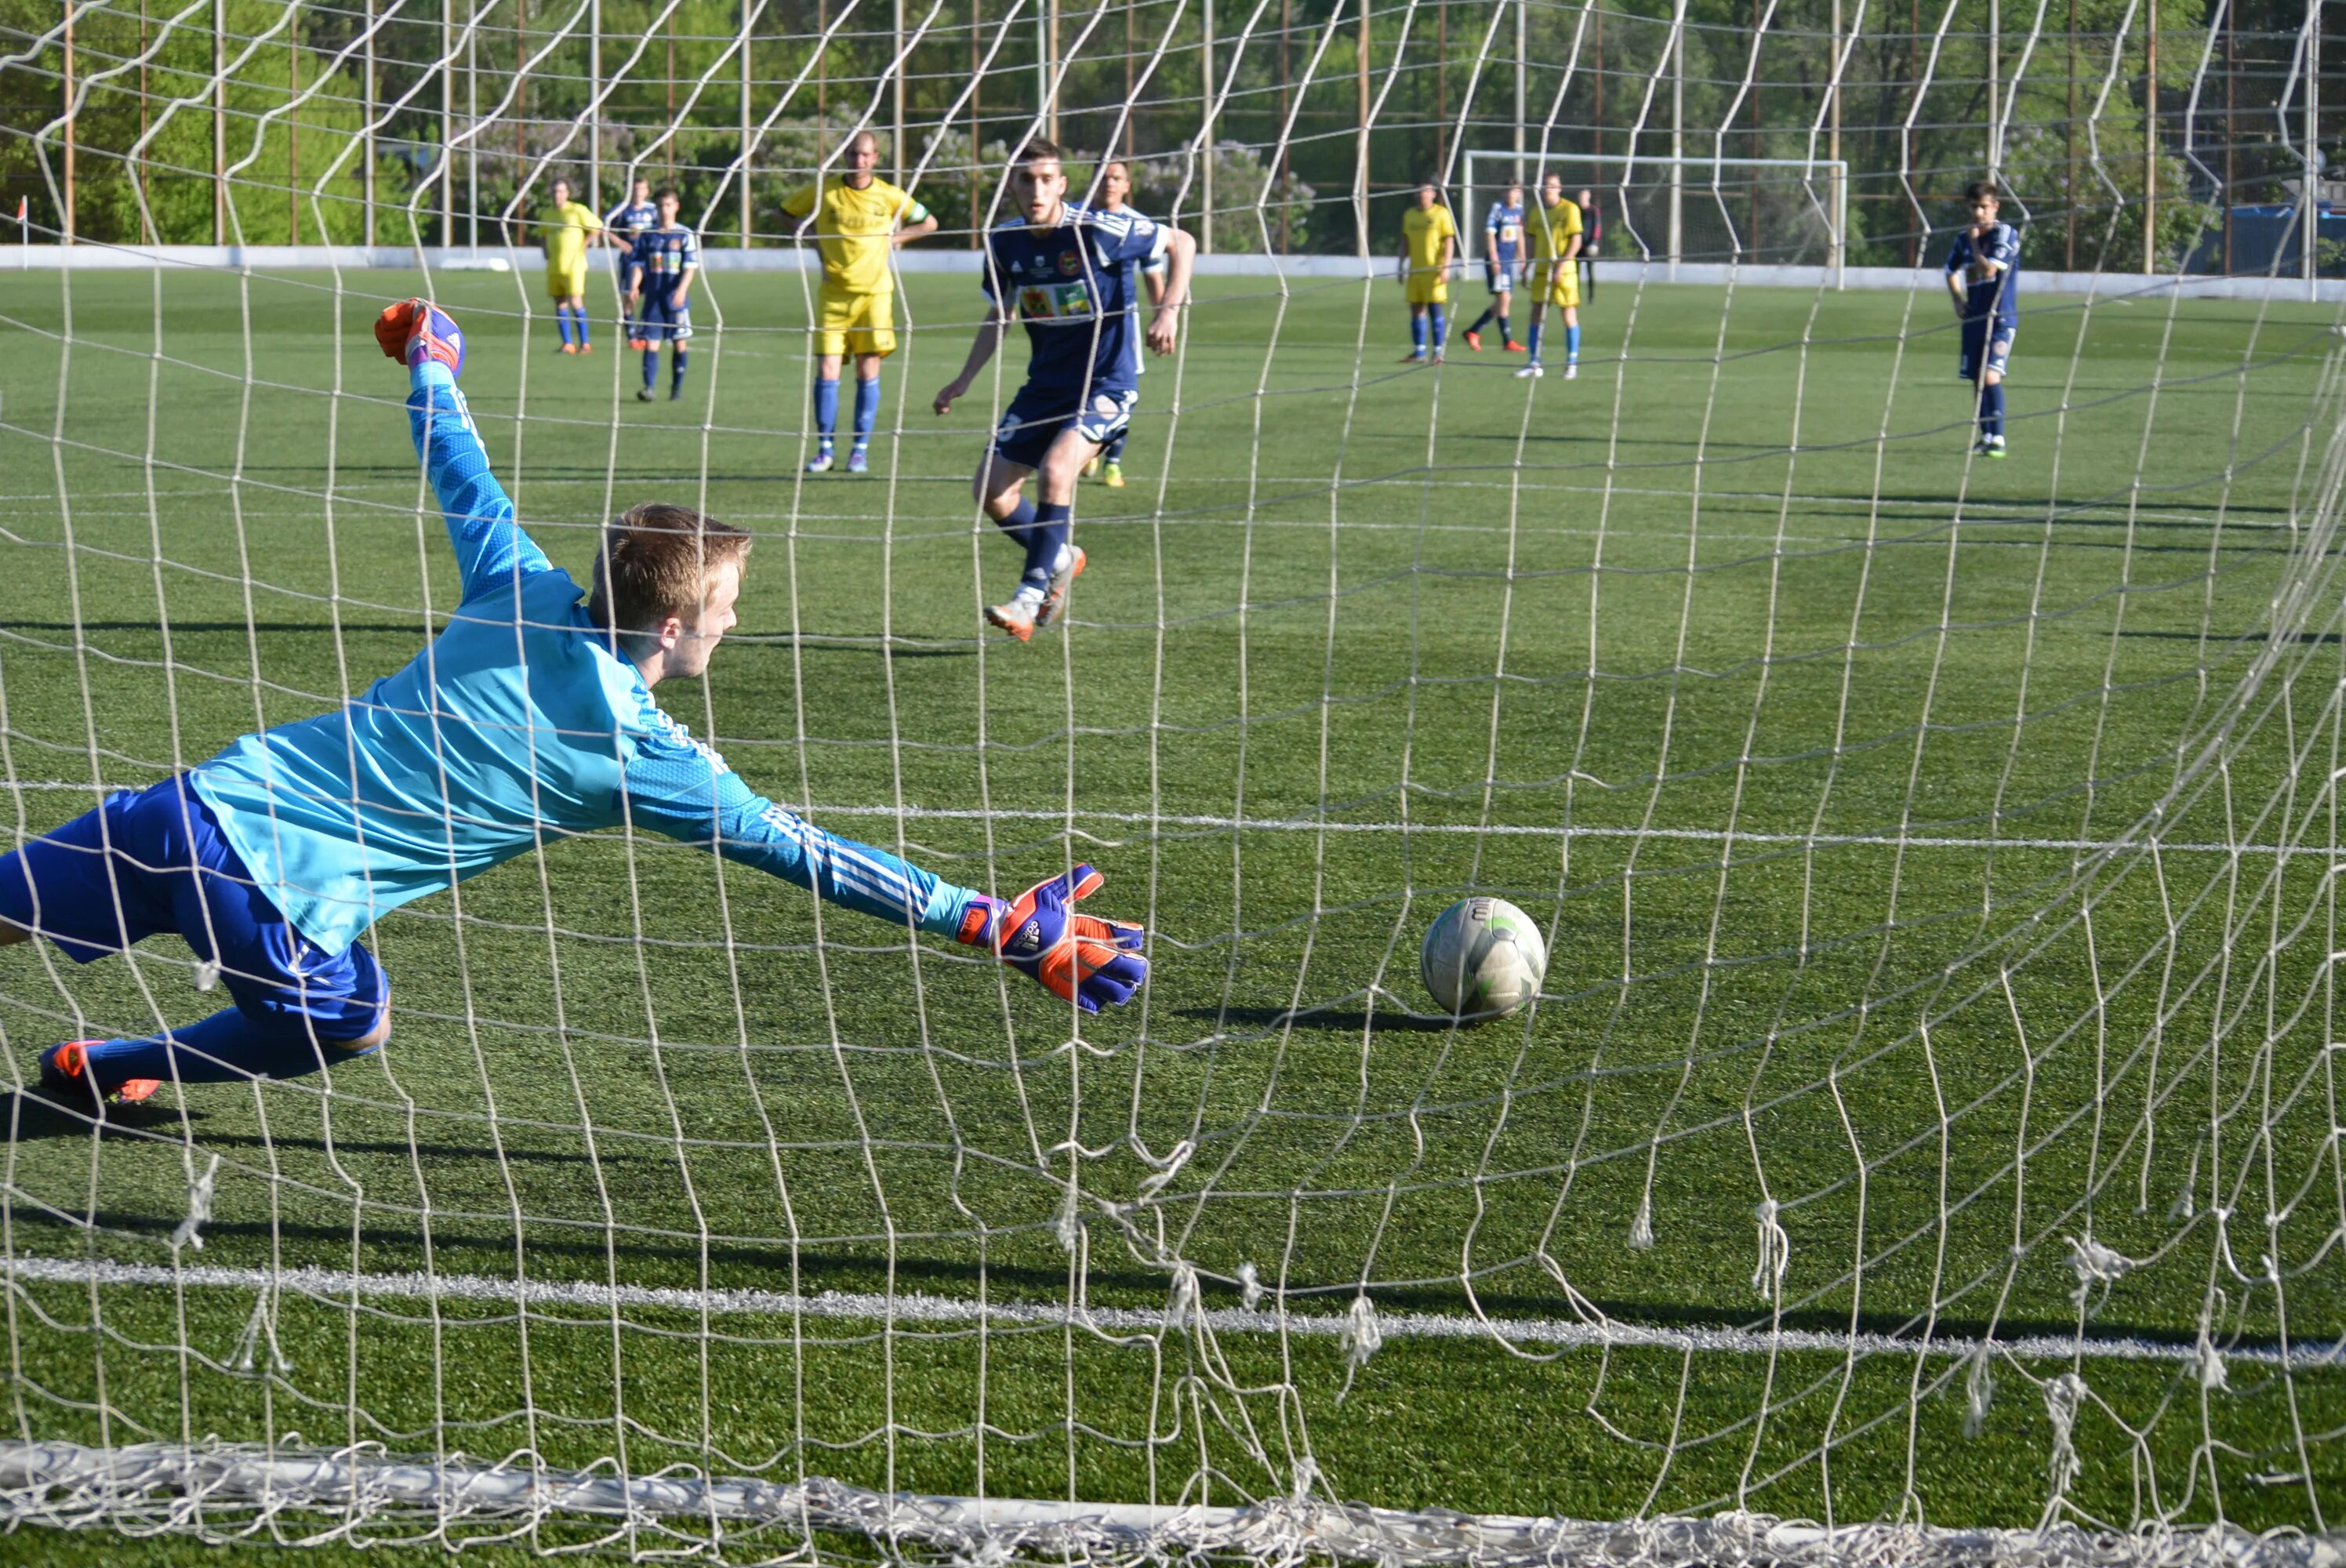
[956,864,1147,1014]
[375,298,466,379]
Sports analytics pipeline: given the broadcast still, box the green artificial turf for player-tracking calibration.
[0,264,2341,1559]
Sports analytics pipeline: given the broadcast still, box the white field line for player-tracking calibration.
[2,781,2320,858]
[0,1254,2319,1371]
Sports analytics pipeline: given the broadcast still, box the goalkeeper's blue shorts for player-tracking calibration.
[0,777,386,1044]
[991,384,1138,470]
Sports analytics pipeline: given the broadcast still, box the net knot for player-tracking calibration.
[1751,1200,1789,1299]
[1628,1195,1655,1252]
[169,1153,220,1253]
[1335,1296,1383,1404]
[1962,1345,1995,1438]
[1164,1261,1201,1331]
[1237,1261,1264,1311]
[1135,1138,1194,1200]
[2043,1372,2087,1510]
[193,959,220,993]
[1052,1186,1081,1254]
[2065,1234,2132,1305]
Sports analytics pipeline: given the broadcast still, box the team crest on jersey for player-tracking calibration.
[1058,249,1081,277]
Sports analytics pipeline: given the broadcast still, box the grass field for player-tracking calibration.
[1,262,2343,1559]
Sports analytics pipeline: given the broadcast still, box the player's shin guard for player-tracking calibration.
[1410,314,1428,356]
[671,349,688,394]
[852,376,880,449]
[1980,381,2005,438]
[1565,324,1582,364]
[1429,305,1447,352]
[80,1004,380,1091]
[1026,502,1073,590]
[814,376,840,446]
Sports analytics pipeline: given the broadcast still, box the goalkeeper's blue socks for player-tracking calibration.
[670,350,688,397]
[1525,323,1542,363]
[80,1004,379,1089]
[1410,314,1428,358]
[852,374,880,455]
[1429,305,1447,353]
[556,307,575,347]
[1979,381,2005,439]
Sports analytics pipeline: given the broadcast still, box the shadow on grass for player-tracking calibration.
[1175,1004,1476,1036]
[0,1089,203,1142]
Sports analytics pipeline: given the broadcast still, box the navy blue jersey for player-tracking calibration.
[607,198,659,243]
[1486,201,1526,265]
[1944,221,2020,323]
[630,225,699,292]
[982,201,1170,401]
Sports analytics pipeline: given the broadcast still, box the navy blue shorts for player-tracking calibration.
[1961,318,2014,382]
[635,289,692,343]
[991,385,1138,471]
[1487,262,1519,294]
[0,779,386,1044]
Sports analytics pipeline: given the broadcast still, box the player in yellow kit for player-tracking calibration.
[1516,173,1584,381]
[542,178,604,354]
[780,131,939,474]
[1397,183,1458,364]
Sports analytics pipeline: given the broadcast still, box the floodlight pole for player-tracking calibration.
[364,0,377,245]
[1201,0,1215,255]
[740,0,753,245]
[892,0,905,183]
[2143,9,2155,274]
[214,0,227,241]
[1668,0,1684,275]
[2305,5,2319,296]
[61,2,75,244]
[1828,0,1843,282]
[440,2,454,247]
[1356,0,1369,262]
[1986,0,1999,176]
[589,0,600,210]
[1513,0,1526,183]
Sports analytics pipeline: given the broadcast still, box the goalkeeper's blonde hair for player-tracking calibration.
[589,503,752,643]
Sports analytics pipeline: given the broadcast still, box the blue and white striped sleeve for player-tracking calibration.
[407,360,555,597]
[620,706,977,938]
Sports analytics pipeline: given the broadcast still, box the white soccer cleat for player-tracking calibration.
[805,450,835,474]
[1514,364,1544,379]
[1563,363,1578,380]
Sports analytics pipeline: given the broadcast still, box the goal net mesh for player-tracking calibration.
[0,0,2341,1561]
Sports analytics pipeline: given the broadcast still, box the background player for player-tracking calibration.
[541,177,602,354]
[1463,181,1527,354]
[932,139,1194,641]
[1398,182,1457,365]
[1944,179,2018,458]
[5,302,1147,1111]
[781,129,938,476]
[604,175,659,319]
[1517,174,1583,380]
[1576,187,1602,299]
[624,187,699,402]
[1084,159,1159,488]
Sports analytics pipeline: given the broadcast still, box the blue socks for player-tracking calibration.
[555,302,589,347]
[1102,426,1128,463]
[1411,314,1428,357]
[642,348,659,389]
[853,375,879,452]
[1469,305,1495,334]
[1565,323,1581,364]
[1024,502,1072,590]
[671,349,688,394]
[815,376,840,450]
[85,1004,380,1093]
[556,307,575,347]
[1429,305,1447,352]
[1979,380,2005,438]
[572,303,589,347]
[1495,312,1509,342]
[1526,322,1542,362]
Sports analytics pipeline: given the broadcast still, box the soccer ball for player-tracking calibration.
[1419,897,1548,1020]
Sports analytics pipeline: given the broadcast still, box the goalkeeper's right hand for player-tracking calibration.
[375,299,466,379]
[956,863,1147,1014]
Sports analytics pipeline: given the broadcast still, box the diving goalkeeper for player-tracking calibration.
[5,302,1147,1111]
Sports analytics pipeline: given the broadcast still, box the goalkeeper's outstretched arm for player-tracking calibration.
[380,300,557,597]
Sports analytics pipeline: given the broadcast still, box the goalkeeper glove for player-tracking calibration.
[956,863,1147,1014]
[375,298,466,379]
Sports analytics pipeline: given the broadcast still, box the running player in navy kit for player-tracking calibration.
[934,140,1196,641]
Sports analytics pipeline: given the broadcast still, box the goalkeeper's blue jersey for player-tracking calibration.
[188,360,978,956]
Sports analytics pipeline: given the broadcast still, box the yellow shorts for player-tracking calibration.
[547,265,586,300]
[1540,263,1581,310]
[815,285,897,358]
[1404,270,1450,307]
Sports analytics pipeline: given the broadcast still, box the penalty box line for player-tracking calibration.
[0,1255,2314,1371]
[2,782,2315,858]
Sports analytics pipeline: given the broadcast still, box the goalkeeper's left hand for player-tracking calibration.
[956,863,1147,1013]
[375,299,465,378]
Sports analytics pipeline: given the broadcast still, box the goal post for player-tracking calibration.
[1462,151,1850,283]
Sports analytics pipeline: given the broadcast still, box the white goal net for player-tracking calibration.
[0,0,2343,1563]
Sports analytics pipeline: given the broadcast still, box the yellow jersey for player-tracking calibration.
[1527,198,1583,263]
[543,200,602,271]
[1400,203,1458,270]
[779,175,929,295]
